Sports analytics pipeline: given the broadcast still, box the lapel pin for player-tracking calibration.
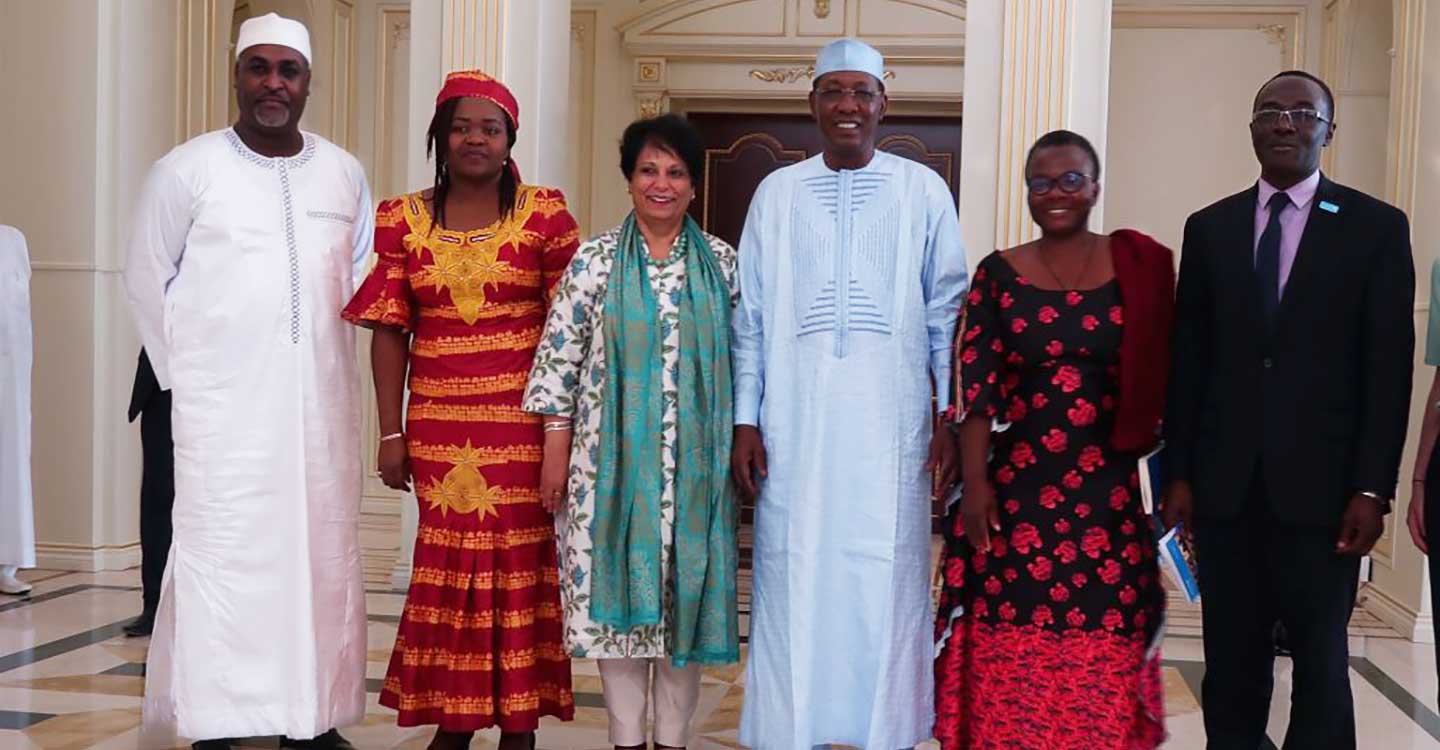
[1319,201,1340,214]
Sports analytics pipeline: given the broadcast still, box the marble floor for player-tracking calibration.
[3,528,1439,749]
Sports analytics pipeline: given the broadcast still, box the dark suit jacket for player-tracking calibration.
[128,349,164,423]
[1166,175,1414,526]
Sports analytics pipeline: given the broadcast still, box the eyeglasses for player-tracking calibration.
[814,87,881,106]
[1251,108,1330,128]
[1027,171,1092,195]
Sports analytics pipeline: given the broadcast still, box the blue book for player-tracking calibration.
[1137,443,1201,602]
[1158,525,1201,603]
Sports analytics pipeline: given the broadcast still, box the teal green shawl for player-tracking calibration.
[589,212,738,666]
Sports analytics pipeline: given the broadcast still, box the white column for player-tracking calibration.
[393,0,573,589]
[498,0,573,191]
[959,0,1113,261]
[1366,0,1434,642]
[0,1,181,572]
[430,0,572,188]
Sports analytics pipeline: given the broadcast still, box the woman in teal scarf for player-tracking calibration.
[522,114,739,750]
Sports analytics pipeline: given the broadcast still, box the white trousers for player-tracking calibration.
[597,657,701,747]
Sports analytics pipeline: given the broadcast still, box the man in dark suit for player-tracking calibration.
[125,349,173,637]
[1164,71,1414,749]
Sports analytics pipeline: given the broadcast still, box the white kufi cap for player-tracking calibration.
[813,38,884,82]
[235,12,312,64]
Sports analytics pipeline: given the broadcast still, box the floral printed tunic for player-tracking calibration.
[522,226,739,658]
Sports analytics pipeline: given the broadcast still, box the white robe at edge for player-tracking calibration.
[733,152,969,750]
[0,226,35,569]
[124,128,373,743]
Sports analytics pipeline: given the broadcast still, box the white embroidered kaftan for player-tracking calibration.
[0,226,34,569]
[123,128,373,742]
[733,151,968,749]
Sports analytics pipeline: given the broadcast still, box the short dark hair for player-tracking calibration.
[619,113,705,184]
[1255,70,1336,120]
[1025,129,1101,182]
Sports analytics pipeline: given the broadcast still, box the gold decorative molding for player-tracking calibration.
[638,60,664,84]
[750,65,896,83]
[750,66,813,83]
[1256,23,1287,46]
[637,92,668,118]
[814,0,832,19]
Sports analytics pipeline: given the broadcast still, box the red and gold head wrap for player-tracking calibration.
[436,70,522,181]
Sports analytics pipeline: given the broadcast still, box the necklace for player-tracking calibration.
[1035,234,1098,291]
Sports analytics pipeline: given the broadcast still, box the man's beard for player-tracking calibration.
[255,105,292,128]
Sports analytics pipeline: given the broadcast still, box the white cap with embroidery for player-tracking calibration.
[234,12,312,65]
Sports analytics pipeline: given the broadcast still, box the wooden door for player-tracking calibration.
[689,113,961,529]
[686,113,961,249]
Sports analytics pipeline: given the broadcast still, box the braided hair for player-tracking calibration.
[425,97,519,230]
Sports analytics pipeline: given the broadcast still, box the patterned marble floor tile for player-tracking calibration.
[22,707,141,750]
[2,538,1435,749]
[1163,666,1201,716]
[0,686,142,714]
[0,729,45,749]
[0,590,138,655]
[1,640,132,681]
[3,674,144,698]
[694,684,743,733]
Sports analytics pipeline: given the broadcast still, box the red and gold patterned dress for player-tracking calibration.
[343,186,579,732]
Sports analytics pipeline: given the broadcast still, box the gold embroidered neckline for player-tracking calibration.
[401,189,540,325]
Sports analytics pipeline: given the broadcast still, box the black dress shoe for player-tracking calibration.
[282,729,356,749]
[191,740,231,750]
[123,611,155,637]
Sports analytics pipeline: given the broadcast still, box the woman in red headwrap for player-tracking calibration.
[343,70,578,750]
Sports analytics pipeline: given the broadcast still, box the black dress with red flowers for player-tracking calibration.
[934,253,1165,750]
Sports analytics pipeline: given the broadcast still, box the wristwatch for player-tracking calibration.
[1357,490,1392,512]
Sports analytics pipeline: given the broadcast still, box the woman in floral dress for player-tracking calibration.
[523,114,739,750]
[935,130,1175,750]
[343,71,578,750]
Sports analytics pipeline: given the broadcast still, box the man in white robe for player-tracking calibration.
[0,225,34,597]
[731,38,968,749]
[124,14,371,750]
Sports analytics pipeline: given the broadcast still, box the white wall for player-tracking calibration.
[575,0,642,235]
[1371,0,1440,641]
[0,0,180,568]
[1104,0,1327,248]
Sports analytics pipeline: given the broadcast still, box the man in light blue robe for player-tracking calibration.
[731,38,968,750]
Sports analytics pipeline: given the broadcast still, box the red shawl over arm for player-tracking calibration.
[1110,229,1175,453]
